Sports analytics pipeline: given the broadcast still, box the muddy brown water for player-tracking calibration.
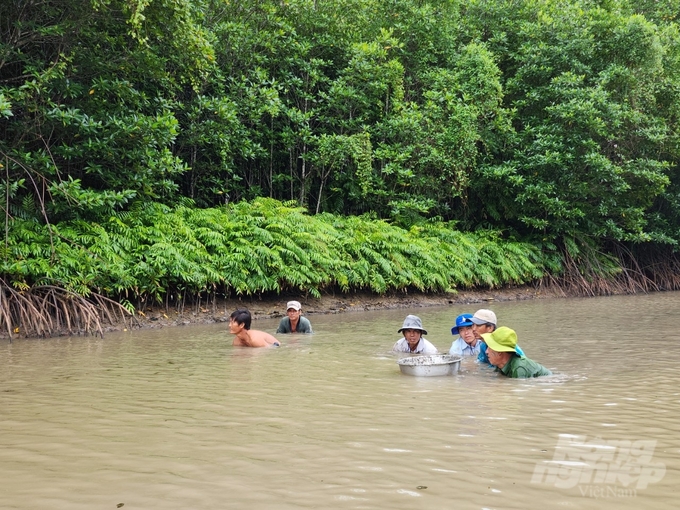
[1,293,678,509]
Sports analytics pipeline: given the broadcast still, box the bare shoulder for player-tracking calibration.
[250,329,281,346]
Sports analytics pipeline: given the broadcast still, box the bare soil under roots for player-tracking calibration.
[114,285,565,334]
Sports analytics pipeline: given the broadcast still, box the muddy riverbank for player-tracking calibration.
[116,284,565,334]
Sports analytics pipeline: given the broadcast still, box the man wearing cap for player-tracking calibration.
[482,326,552,378]
[393,315,438,354]
[471,309,525,365]
[448,313,480,356]
[276,300,313,334]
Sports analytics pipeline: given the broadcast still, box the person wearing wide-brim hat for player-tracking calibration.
[448,313,481,356]
[481,326,552,378]
[471,308,526,366]
[392,315,438,354]
[276,300,313,334]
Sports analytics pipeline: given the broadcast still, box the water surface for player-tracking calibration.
[1,293,678,509]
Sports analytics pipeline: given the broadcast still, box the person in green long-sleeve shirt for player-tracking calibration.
[481,327,552,378]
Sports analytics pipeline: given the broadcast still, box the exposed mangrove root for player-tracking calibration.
[632,247,680,291]
[537,241,680,297]
[0,280,132,341]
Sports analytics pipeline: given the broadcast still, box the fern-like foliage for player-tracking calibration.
[1,199,551,318]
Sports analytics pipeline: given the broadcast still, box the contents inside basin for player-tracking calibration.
[397,354,462,376]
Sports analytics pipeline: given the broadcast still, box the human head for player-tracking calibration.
[286,300,302,317]
[481,326,517,352]
[471,309,497,339]
[482,326,517,368]
[230,308,252,330]
[398,315,427,351]
[451,313,476,346]
[398,315,427,335]
[451,313,474,335]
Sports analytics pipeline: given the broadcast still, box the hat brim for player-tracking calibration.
[398,327,427,335]
[470,317,495,325]
[451,322,473,335]
[481,332,515,352]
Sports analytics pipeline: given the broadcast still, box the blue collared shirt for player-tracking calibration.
[449,337,482,357]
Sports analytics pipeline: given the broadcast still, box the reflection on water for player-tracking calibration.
[1,293,680,509]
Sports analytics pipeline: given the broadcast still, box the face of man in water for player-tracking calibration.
[229,318,244,335]
[403,328,422,351]
[486,346,511,368]
[458,325,476,346]
[472,322,494,340]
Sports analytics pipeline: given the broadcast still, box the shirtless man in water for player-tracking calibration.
[230,308,281,348]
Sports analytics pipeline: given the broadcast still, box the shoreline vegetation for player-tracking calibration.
[3,198,680,341]
[2,198,678,341]
[0,283,565,340]
[5,1,680,339]
[0,279,668,341]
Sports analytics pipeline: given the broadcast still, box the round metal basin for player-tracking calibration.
[397,354,462,377]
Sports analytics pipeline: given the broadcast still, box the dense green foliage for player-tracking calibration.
[3,0,680,312]
[3,198,547,303]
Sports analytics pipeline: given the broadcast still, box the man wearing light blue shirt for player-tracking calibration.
[448,313,481,357]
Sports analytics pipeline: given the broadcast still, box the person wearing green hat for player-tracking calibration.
[471,309,526,366]
[481,326,552,378]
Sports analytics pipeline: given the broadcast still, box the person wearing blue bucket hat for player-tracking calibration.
[392,315,438,354]
[448,313,481,356]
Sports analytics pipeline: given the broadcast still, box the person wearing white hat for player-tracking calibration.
[471,308,526,365]
[392,315,438,354]
[276,300,313,333]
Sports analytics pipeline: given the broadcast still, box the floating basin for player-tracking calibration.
[397,354,462,377]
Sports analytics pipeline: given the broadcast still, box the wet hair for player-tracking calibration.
[230,308,252,330]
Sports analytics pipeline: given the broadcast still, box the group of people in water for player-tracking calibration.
[229,300,310,348]
[229,301,551,379]
[393,309,552,378]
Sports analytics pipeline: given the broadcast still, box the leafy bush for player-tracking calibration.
[1,198,549,303]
